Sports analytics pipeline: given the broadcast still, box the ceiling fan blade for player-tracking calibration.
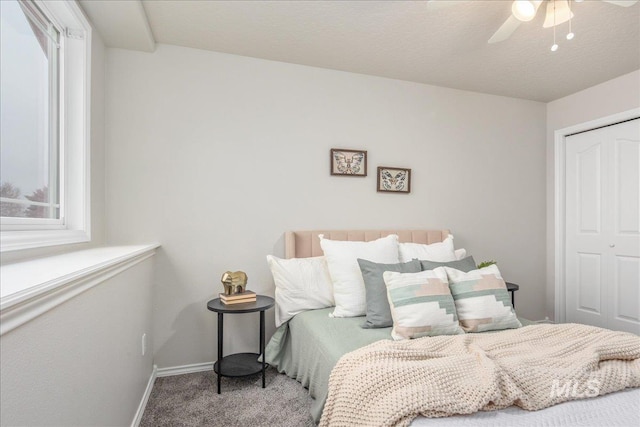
[488,15,521,44]
[426,0,471,10]
[600,0,639,6]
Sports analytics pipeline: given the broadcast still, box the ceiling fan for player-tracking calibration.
[427,0,639,44]
[489,0,638,44]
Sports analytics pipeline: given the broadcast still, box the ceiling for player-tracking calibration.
[79,0,640,102]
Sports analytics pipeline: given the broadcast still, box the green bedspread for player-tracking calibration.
[264,307,533,422]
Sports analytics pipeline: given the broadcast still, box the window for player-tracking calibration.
[0,0,91,252]
[1,0,60,223]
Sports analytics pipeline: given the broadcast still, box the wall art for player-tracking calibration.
[377,166,411,193]
[330,149,367,176]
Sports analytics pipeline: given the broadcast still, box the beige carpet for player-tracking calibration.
[140,367,314,427]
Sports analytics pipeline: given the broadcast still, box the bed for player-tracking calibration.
[264,229,640,426]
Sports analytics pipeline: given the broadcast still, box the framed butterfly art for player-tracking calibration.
[330,149,367,177]
[377,166,411,193]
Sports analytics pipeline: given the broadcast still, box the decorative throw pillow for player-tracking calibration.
[266,255,334,327]
[444,265,522,333]
[357,259,422,329]
[383,268,464,340]
[420,256,477,273]
[320,234,400,318]
[454,248,467,260]
[398,235,457,263]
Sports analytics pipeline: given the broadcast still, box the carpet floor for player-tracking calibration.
[140,367,315,427]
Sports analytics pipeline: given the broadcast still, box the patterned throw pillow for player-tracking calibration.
[444,265,522,333]
[383,268,464,340]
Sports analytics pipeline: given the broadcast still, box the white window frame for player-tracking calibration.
[1,0,91,252]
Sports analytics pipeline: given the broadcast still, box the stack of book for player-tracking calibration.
[219,290,256,305]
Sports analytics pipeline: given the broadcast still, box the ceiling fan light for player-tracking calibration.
[543,0,574,28]
[551,43,559,51]
[512,0,536,21]
[566,32,575,40]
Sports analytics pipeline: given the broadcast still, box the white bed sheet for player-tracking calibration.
[411,388,640,427]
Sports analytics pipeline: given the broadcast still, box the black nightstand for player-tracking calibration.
[506,282,520,308]
[207,295,275,394]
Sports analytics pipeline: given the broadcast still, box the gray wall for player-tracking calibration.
[105,44,547,368]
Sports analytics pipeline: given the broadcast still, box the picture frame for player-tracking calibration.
[330,149,367,177]
[377,166,411,193]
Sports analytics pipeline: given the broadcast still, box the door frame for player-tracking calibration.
[554,108,640,323]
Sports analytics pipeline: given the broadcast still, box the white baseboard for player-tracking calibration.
[131,364,157,427]
[130,361,215,426]
[156,361,214,377]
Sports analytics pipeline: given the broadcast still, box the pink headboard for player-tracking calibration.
[285,229,450,258]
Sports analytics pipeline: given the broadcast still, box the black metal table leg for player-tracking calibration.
[260,310,265,388]
[217,312,223,394]
[505,283,519,309]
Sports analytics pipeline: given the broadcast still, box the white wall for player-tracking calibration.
[105,44,547,368]
[545,70,640,319]
[0,257,155,426]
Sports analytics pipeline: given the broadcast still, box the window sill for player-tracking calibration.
[0,243,160,335]
[0,229,91,252]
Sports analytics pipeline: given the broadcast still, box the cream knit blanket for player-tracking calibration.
[320,324,640,427]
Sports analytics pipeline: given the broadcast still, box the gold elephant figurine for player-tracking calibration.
[221,271,248,295]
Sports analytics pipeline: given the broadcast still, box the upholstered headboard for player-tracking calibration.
[285,229,450,258]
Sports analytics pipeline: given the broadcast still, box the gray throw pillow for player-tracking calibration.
[420,256,477,273]
[357,258,422,329]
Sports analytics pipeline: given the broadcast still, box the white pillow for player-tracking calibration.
[455,248,467,260]
[266,255,334,327]
[398,235,457,263]
[383,268,464,340]
[320,234,399,318]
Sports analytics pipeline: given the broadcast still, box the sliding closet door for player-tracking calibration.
[565,118,640,334]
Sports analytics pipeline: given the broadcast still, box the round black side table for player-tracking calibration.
[207,295,275,394]
[505,282,520,308]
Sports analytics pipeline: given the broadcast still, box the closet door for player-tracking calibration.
[608,119,639,334]
[565,126,609,328]
[565,119,639,334]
